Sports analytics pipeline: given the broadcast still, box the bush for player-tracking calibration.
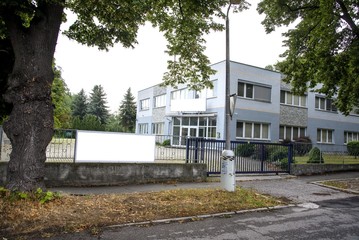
[162,139,171,146]
[236,143,255,157]
[294,136,312,156]
[270,148,288,162]
[307,147,324,163]
[347,141,359,158]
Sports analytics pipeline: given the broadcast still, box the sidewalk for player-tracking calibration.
[50,171,358,203]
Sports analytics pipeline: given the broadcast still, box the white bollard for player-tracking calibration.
[220,149,236,192]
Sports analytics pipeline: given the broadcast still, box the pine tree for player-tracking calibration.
[118,88,136,133]
[71,89,88,120]
[88,85,110,125]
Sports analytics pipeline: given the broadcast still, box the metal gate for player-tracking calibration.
[186,138,293,174]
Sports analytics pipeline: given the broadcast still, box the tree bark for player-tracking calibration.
[3,2,64,192]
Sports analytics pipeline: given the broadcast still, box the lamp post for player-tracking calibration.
[221,0,240,192]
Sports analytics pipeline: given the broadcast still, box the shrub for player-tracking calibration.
[236,143,255,157]
[162,139,171,146]
[307,147,324,163]
[294,136,312,156]
[347,141,359,158]
[270,148,288,162]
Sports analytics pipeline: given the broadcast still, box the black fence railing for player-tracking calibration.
[186,138,293,174]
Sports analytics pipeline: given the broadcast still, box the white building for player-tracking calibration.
[136,61,359,151]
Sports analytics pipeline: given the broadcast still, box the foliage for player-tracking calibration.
[0,187,60,204]
[105,114,122,132]
[72,114,104,131]
[162,139,171,146]
[258,0,359,115]
[269,148,288,162]
[71,89,88,120]
[52,63,72,129]
[347,141,359,158]
[307,147,324,163]
[88,85,110,125]
[236,143,255,157]
[294,136,312,156]
[118,88,136,133]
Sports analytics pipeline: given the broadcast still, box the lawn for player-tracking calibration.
[294,154,359,164]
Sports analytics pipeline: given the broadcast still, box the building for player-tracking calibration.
[136,60,359,151]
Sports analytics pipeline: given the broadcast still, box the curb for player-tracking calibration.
[311,178,359,195]
[104,204,295,230]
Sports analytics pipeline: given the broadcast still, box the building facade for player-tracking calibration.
[136,61,359,151]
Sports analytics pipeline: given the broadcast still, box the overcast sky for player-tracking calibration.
[54,0,288,113]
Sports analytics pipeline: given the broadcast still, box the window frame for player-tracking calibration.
[153,94,166,108]
[140,98,150,111]
[279,125,307,141]
[315,96,337,112]
[344,131,359,144]
[236,121,270,140]
[238,81,271,102]
[317,128,334,144]
[152,122,164,135]
[280,90,307,107]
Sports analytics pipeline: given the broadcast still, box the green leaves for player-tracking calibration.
[259,0,359,114]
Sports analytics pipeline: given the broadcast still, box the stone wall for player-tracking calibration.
[290,163,359,176]
[0,162,207,187]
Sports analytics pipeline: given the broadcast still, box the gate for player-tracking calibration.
[186,138,293,174]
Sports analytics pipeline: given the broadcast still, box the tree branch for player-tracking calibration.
[336,0,359,38]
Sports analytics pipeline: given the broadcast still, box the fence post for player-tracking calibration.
[288,144,293,174]
[186,137,190,163]
[194,137,199,163]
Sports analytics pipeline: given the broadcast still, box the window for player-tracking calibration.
[279,125,306,141]
[315,96,337,112]
[238,81,271,102]
[236,121,270,140]
[171,116,217,145]
[140,98,150,111]
[344,131,359,144]
[153,95,166,108]
[280,91,307,107]
[317,129,334,143]
[138,123,149,134]
[152,122,164,135]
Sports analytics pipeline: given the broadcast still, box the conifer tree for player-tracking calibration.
[71,89,88,120]
[118,88,136,133]
[88,85,110,125]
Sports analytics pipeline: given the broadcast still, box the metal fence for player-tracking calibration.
[185,138,293,174]
[46,129,76,162]
[293,143,358,165]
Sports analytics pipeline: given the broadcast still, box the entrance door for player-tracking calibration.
[180,127,197,146]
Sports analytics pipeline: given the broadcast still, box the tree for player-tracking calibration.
[118,88,136,133]
[88,85,109,125]
[71,89,88,120]
[258,0,359,115]
[0,0,249,192]
[52,64,72,129]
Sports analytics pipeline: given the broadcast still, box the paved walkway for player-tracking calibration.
[50,171,359,203]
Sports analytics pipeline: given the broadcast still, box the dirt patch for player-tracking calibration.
[0,187,288,239]
[319,178,359,193]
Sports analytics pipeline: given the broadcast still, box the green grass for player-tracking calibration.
[294,154,359,164]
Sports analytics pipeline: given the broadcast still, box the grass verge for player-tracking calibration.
[0,187,288,238]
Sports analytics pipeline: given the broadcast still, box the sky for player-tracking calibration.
[54,0,288,114]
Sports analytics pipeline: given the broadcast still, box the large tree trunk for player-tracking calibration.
[3,3,64,192]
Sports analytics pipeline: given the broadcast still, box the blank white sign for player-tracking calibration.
[75,131,155,162]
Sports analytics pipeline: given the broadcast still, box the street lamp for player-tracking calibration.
[221,0,240,192]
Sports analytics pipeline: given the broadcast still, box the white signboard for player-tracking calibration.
[75,131,155,162]
[171,98,206,112]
